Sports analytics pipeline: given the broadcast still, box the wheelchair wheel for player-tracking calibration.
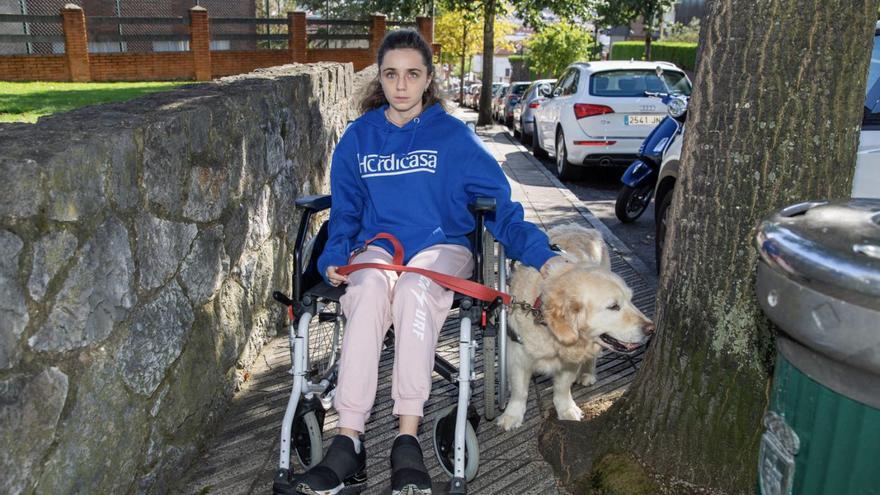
[307,304,344,380]
[292,410,324,470]
[481,229,498,420]
[432,405,479,482]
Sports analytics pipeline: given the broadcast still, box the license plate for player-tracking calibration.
[624,114,663,126]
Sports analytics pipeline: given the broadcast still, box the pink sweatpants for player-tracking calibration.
[334,244,474,433]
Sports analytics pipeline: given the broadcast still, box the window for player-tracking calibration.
[88,41,125,53]
[153,40,189,52]
[553,70,575,96]
[863,34,880,128]
[510,83,529,96]
[210,40,231,51]
[589,69,692,97]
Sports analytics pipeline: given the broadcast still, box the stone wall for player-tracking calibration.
[0,62,364,494]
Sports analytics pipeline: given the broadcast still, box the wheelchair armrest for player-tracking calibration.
[470,196,496,213]
[295,195,332,212]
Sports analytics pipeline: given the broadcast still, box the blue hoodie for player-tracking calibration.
[317,103,558,283]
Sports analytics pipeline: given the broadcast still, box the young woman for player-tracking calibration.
[296,29,564,495]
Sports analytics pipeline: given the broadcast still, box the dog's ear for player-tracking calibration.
[543,290,581,345]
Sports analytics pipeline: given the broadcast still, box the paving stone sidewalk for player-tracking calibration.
[177,121,657,495]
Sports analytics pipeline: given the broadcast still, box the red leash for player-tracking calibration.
[335,233,511,305]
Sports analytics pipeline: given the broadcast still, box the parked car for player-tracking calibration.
[513,78,557,144]
[855,20,880,198]
[466,83,481,108]
[501,81,532,127]
[492,83,510,121]
[531,60,692,180]
[653,23,880,271]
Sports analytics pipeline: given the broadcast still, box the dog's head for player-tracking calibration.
[541,265,654,352]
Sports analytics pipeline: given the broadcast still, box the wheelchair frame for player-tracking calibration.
[272,194,510,495]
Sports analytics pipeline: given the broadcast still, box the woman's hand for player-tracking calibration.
[326,266,349,287]
[539,256,568,279]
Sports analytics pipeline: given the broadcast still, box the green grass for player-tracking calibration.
[0,81,193,123]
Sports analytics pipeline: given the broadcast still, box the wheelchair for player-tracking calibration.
[272,194,511,495]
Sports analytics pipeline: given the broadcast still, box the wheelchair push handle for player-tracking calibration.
[272,291,295,307]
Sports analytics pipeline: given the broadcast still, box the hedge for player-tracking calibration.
[610,41,698,71]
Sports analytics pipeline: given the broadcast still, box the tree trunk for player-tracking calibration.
[459,22,468,104]
[478,0,495,126]
[540,0,876,492]
[645,31,652,60]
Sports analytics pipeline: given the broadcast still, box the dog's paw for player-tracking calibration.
[496,412,524,431]
[577,372,597,387]
[557,402,584,422]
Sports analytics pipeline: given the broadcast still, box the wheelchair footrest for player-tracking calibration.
[272,468,296,494]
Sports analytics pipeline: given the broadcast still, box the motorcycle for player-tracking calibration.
[614,94,689,223]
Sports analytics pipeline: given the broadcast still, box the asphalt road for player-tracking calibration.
[450,104,659,275]
[499,127,660,275]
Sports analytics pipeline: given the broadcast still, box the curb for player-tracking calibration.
[479,125,659,289]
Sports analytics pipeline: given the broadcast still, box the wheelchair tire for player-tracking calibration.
[483,335,496,420]
[292,410,324,470]
[480,229,498,420]
[432,405,479,482]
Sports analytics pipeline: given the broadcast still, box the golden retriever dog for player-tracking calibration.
[496,223,654,430]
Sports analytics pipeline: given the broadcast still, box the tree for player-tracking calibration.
[434,8,514,102]
[525,21,594,79]
[663,17,700,43]
[539,0,877,492]
[443,0,594,125]
[594,0,675,60]
[295,0,431,20]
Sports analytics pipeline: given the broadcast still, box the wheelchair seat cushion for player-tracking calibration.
[293,435,366,494]
[390,434,432,494]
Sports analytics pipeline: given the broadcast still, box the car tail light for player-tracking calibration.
[529,102,540,108]
[573,104,614,119]
[573,140,617,146]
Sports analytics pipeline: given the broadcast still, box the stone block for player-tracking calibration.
[37,358,146,494]
[137,213,198,291]
[119,281,195,396]
[179,225,229,305]
[29,217,135,353]
[0,158,44,220]
[0,368,68,495]
[143,117,187,216]
[45,145,107,222]
[28,230,77,301]
[0,231,27,369]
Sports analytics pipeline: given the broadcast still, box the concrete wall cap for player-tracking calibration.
[63,4,83,10]
[190,5,207,11]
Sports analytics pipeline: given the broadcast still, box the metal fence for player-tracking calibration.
[0,0,257,54]
[0,0,421,55]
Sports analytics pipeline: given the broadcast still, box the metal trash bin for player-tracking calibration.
[755,199,880,495]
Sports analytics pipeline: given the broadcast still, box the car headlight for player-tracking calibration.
[667,97,688,118]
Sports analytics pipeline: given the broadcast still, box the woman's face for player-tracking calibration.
[379,48,432,115]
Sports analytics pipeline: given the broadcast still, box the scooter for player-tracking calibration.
[614,95,689,223]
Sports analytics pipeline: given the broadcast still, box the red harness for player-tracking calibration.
[335,233,512,305]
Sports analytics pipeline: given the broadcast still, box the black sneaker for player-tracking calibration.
[390,435,432,495]
[293,435,367,495]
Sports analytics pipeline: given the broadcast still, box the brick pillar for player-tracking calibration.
[416,16,433,45]
[189,6,211,81]
[288,11,307,63]
[61,4,90,82]
[369,14,386,63]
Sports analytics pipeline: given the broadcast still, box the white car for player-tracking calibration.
[855,21,880,198]
[531,60,692,180]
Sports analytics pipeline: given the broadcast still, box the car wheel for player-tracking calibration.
[555,130,576,181]
[520,118,532,145]
[532,121,548,159]
[655,191,673,274]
